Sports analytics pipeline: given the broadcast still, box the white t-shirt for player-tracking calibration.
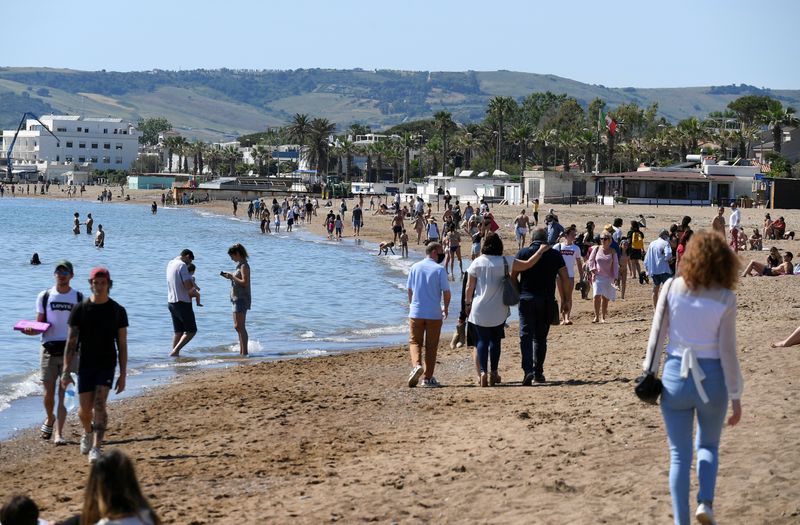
[35,287,81,343]
[730,208,741,229]
[467,255,514,327]
[554,242,582,279]
[166,256,191,303]
[612,226,622,244]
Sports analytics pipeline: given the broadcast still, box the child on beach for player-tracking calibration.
[400,229,409,258]
[378,241,395,255]
[326,215,335,239]
[335,214,343,240]
[274,214,281,233]
[187,263,203,307]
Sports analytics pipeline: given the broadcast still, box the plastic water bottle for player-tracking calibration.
[64,374,78,412]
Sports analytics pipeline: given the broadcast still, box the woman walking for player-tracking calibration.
[464,233,548,386]
[642,231,743,525]
[222,243,251,356]
[587,231,619,323]
[553,226,583,323]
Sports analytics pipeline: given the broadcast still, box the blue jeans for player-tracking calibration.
[518,297,551,375]
[660,356,728,525]
[474,324,504,374]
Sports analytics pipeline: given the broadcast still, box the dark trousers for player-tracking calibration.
[519,297,551,375]
[474,324,504,374]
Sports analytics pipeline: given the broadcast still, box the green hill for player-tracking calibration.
[0,67,797,141]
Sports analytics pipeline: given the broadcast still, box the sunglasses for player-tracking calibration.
[55,269,71,276]
[600,237,610,241]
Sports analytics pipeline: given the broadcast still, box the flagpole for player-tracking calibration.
[594,108,600,175]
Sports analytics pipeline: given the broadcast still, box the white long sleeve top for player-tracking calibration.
[642,277,743,401]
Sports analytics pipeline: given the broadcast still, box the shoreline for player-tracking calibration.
[2,188,800,522]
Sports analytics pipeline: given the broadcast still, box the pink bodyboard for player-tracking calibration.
[14,320,51,334]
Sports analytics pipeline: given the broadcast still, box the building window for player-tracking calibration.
[79,143,86,149]
[115,143,123,150]
[91,143,98,149]
[90,156,98,163]
[65,156,73,162]
[57,127,67,132]
[78,156,86,163]
[115,156,123,164]
[113,129,118,134]
[102,156,110,164]
[103,129,108,134]
[66,141,73,148]
[56,155,60,162]
[104,143,111,149]
[77,127,82,132]
[121,130,127,135]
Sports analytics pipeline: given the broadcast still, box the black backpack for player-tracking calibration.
[41,290,84,323]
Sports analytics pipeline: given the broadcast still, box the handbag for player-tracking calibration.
[501,257,520,306]
[633,278,674,405]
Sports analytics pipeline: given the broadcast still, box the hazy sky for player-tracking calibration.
[5,0,798,89]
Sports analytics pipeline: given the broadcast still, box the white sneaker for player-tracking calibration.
[80,432,93,455]
[408,365,424,387]
[695,502,716,525]
[88,447,101,463]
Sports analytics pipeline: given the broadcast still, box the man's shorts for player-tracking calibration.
[40,346,77,384]
[516,226,528,239]
[652,273,672,287]
[169,301,197,333]
[393,225,402,234]
[78,367,115,394]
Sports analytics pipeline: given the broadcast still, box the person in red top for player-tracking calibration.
[675,229,694,274]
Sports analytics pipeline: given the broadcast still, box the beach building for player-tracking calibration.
[414,170,523,204]
[128,174,176,190]
[591,155,761,206]
[522,170,596,204]
[1,115,141,175]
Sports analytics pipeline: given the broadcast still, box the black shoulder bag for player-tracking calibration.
[634,278,674,404]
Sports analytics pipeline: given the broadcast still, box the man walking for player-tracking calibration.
[644,229,674,308]
[513,229,569,385]
[24,261,83,445]
[167,249,197,356]
[729,201,741,252]
[61,267,128,463]
[711,206,726,237]
[514,209,531,249]
[406,242,450,388]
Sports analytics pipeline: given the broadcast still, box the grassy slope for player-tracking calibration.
[1,68,798,141]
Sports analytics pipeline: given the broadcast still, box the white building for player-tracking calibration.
[2,115,141,173]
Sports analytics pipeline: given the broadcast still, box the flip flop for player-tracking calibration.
[40,423,53,440]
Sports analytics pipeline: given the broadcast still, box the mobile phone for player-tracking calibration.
[219,271,226,276]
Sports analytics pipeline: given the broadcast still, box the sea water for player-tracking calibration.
[0,197,458,439]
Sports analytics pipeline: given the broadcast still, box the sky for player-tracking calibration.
[5,0,798,89]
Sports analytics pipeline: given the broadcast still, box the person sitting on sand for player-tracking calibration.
[81,449,161,525]
[742,251,793,277]
[749,229,763,251]
[373,203,389,215]
[772,216,786,239]
[772,325,800,348]
[378,241,395,255]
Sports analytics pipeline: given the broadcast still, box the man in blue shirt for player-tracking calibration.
[644,229,673,308]
[546,214,564,245]
[406,242,451,387]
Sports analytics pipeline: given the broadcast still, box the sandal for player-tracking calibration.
[40,423,53,440]
[54,436,67,446]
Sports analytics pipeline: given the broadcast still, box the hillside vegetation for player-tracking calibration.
[0,67,797,141]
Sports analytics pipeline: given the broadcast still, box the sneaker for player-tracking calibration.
[80,432,94,455]
[695,502,716,525]
[88,447,101,464]
[522,372,536,386]
[407,365,424,388]
[479,373,489,387]
[534,373,547,384]
[421,377,440,388]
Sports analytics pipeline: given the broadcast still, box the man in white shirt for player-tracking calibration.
[166,249,197,357]
[729,201,741,253]
[553,227,583,325]
[24,260,83,445]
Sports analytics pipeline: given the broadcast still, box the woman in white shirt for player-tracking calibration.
[82,449,160,525]
[642,231,743,525]
[553,226,583,324]
[465,232,548,387]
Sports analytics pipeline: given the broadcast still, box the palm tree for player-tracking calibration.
[306,118,336,175]
[433,110,456,177]
[162,136,179,173]
[385,141,403,183]
[337,138,356,182]
[677,117,705,153]
[190,141,206,179]
[205,147,222,177]
[533,128,550,171]
[398,132,416,184]
[172,137,188,174]
[221,145,241,176]
[424,136,442,176]
[763,105,799,153]
[455,128,481,170]
[371,140,389,182]
[509,124,534,175]
[287,113,311,147]
[487,96,517,171]
[251,143,272,176]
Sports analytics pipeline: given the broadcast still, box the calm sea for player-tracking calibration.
[0,197,456,439]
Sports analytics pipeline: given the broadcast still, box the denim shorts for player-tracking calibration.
[652,273,672,287]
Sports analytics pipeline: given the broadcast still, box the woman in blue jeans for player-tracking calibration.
[465,232,548,387]
[642,231,743,525]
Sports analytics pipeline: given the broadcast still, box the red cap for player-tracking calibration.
[88,266,111,280]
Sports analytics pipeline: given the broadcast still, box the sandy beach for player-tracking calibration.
[2,187,800,523]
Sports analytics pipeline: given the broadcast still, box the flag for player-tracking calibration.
[602,112,617,136]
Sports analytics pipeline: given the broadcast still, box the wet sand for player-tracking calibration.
[2,187,799,523]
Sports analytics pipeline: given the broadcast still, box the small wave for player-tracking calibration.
[0,372,41,412]
[299,330,315,339]
[297,349,329,357]
[146,358,226,369]
[350,324,407,337]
